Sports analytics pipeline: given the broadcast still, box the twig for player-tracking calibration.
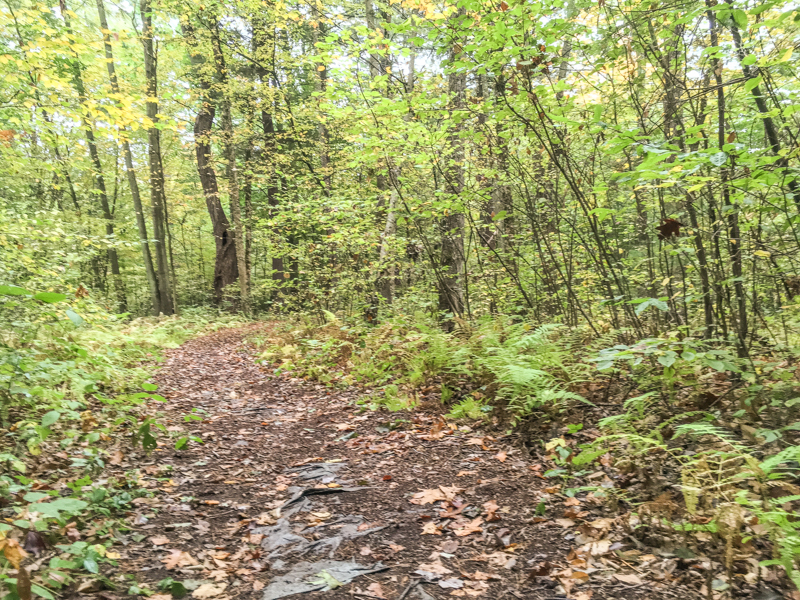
[397,578,421,600]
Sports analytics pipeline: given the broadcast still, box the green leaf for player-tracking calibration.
[744,75,762,93]
[34,292,66,303]
[658,352,677,368]
[710,152,728,167]
[635,298,669,316]
[707,360,726,371]
[41,410,60,428]
[741,54,757,66]
[175,437,189,450]
[142,382,158,391]
[23,491,51,503]
[83,557,99,574]
[732,8,748,28]
[29,497,88,519]
[0,285,28,296]
[31,584,56,600]
[66,309,85,326]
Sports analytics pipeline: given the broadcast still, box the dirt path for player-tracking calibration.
[112,326,691,600]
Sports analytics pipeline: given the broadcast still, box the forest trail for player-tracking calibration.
[114,326,684,600]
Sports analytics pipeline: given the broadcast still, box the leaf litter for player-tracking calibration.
[104,326,710,599]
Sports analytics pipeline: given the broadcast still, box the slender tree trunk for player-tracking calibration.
[212,24,249,313]
[707,5,747,355]
[311,24,332,195]
[725,0,800,213]
[253,19,289,290]
[63,5,126,312]
[141,0,175,314]
[96,0,160,315]
[438,9,466,329]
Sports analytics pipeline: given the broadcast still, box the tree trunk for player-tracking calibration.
[438,10,466,330]
[141,0,175,314]
[96,0,160,315]
[63,5,127,312]
[182,20,239,303]
[212,24,249,313]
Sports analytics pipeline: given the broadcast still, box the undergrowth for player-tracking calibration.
[0,284,248,599]
[253,308,800,592]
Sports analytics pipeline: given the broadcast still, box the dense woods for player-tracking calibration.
[2,0,800,596]
[1,0,797,333]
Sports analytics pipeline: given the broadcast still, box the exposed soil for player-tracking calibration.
[109,326,707,600]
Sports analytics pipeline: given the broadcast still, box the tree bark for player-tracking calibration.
[97,0,161,315]
[182,19,239,302]
[141,0,175,314]
[63,5,127,312]
[212,23,249,313]
[438,9,466,329]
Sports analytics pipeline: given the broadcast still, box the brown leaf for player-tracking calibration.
[162,549,199,570]
[0,538,28,568]
[418,560,453,575]
[494,451,507,462]
[727,131,736,143]
[656,218,684,240]
[528,561,553,578]
[109,450,124,465]
[614,573,643,585]
[454,517,483,537]
[499,0,509,10]
[149,535,170,546]
[421,522,442,535]
[482,500,500,522]
[360,545,372,556]
[367,582,387,598]
[192,582,227,598]
[252,581,265,592]
[564,497,580,506]
[388,543,405,553]
[441,540,459,553]
[410,486,464,505]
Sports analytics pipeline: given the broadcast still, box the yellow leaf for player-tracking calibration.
[778,47,793,62]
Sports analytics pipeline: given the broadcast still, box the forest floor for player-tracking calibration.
[109,325,708,600]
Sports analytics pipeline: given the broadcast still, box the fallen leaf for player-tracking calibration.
[614,573,643,585]
[360,546,372,556]
[109,450,124,465]
[192,582,227,598]
[149,535,170,546]
[388,543,405,553]
[162,549,198,569]
[494,451,507,462]
[418,560,453,576]
[454,517,483,537]
[421,522,442,535]
[367,582,387,599]
[252,581,265,591]
[410,485,464,505]
[564,497,580,506]
[482,500,500,522]
[0,538,28,568]
[555,518,576,528]
[581,539,611,556]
